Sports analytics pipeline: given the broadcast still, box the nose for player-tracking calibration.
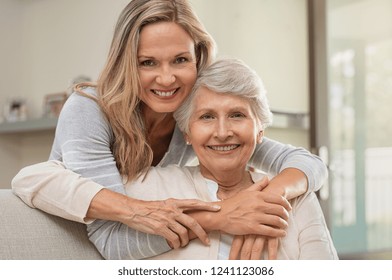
[156,65,175,86]
[214,119,234,140]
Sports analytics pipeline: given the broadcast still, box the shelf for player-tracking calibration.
[0,118,58,134]
[270,110,309,130]
[0,112,308,134]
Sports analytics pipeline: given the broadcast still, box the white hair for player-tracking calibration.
[174,57,273,133]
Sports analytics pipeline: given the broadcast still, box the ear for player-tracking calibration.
[257,130,264,144]
[184,134,191,145]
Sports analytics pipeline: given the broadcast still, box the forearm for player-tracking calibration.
[86,188,133,221]
[87,219,171,260]
[11,161,175,259]
[11,160,104,223]
[250,137,328,192]
[263,168,308,200]
[88,188,220,258]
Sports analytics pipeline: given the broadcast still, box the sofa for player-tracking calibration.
[0,189,103,259]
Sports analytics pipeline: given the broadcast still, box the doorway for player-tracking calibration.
[309,0,392,258]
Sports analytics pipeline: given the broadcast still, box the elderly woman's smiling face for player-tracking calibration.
[185,86,263,178]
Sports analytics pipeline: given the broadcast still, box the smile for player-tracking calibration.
[152,89,178,97]
[208,144,240,151]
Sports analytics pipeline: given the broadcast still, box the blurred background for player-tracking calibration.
[0,0,391,259]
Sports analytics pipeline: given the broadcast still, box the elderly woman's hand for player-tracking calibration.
[213,177,291,237]
[121,198,221,249]
[227,177,285,260]
[229,235,279,260]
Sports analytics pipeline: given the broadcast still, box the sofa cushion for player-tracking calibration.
[0,189,103,260]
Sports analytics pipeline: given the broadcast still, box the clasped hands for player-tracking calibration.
[123,177,290,259]
[213,177,291,260]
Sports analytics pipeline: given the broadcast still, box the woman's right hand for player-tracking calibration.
[87,189,220,250]
[212,178,291,237]
[121,197,221,249]
[229,235,279,260]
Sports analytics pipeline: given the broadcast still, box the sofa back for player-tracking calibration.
[0,189,103,259]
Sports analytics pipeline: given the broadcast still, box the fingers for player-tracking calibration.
[258,212,289,230]
[242,236,278,260]
[154,225,182,249]
[240,235,256,259]
[251,235,266,260]
[175,213,210,246]
[153,213,209,248]
[166,220,190,248]
[164,199,217,245]
[165,234,180,249]
[261,193,292,212]
[128,199,212,248]
[253,224,287,238]
[243,177,292,217]
[231,235,266,260]
[229,235,244,260]
[247,192,290,222]
[267,238,279,260]
[238,211,288,232]
[245,177,270,192]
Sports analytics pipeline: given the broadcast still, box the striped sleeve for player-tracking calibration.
[50,92,170,259]
[87,219,170,260]
[51,93,124,193]
[248,137,328,192]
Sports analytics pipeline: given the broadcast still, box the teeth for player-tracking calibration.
[153,89,176,97]
[209,145,238,151]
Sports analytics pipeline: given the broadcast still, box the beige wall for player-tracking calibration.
[192,0,309,113]
[0,0,309,187]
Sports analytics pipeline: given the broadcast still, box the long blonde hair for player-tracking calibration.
[77,0,216,181]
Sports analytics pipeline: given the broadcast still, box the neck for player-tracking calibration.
[141,104,174,133]
[200,166,253,200]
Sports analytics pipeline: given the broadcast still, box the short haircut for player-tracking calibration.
[174,58,273,134]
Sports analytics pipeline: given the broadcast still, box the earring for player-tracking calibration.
[186,141,191,145]
[257,131,264,143]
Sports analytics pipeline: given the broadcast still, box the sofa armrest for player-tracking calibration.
[0,189,103,260]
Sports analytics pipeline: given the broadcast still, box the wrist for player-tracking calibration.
[187,201,223,232]
[87,188,136,223]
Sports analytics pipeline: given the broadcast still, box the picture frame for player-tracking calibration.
[2,98,27,122]
[43,92,68,118]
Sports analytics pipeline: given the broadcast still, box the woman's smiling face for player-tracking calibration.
[186,87,263,177]
[137,21,198,113]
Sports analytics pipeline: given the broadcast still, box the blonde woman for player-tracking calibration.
[12,0,327,259]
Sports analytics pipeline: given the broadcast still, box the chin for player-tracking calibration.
[152,104,179,113]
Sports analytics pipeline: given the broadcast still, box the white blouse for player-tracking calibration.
[126,165,338,260]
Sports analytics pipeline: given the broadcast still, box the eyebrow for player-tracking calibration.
[193,105,250,114]
[137,51,193,59]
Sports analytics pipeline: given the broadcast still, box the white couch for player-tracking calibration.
[0,189,103,259]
